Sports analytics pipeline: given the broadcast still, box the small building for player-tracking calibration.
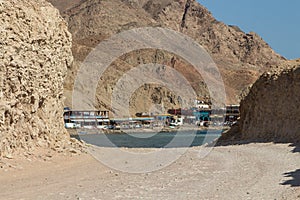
[225,105,240,123]
[195,100,210,109]
[193,110,211,121]
[63,109,110,129]
[110,117,155,129]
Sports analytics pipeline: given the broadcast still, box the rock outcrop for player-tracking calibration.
[48,0,286,113]
[0,0,73,157]
[221,61,300,143]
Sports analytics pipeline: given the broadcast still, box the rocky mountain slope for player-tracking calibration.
[48,0,286,114]
[221,60,300,143]
[0,0,73,157]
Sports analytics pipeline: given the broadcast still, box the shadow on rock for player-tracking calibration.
[290,144,300,153]
[216,124,300,149]
[281,169,300,187]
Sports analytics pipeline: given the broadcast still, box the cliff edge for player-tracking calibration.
[220,61,300,143]
[0,0,73,157]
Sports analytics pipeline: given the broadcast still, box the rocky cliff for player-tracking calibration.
[221,61,300,143]
[48,0,286,113]
[0,0,73,157]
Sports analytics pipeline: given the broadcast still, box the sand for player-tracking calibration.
[0,143,299,200]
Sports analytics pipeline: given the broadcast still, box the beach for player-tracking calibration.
[0,143,299,200]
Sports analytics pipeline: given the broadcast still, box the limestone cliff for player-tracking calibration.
[0,0,73,156]
[221,61,300,143]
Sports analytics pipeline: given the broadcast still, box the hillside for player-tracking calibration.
[48,0,286,115]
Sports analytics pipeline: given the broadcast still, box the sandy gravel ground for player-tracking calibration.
[0,143,299,200]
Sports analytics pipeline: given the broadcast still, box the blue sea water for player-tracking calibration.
[75,130,222,148]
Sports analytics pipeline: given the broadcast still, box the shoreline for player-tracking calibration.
[67,126,229,136]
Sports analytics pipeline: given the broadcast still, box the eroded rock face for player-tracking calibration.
[0,0,73,156]
[224,64,300,143]
[47,0,286,111]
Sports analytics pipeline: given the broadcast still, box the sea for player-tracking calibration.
[73,129,222,148]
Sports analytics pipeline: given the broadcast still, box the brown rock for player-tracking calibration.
[48,0,286,112]
[0,0,73,157]
[222,64,300,143]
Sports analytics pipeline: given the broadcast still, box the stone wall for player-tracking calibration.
[0,0,73,157]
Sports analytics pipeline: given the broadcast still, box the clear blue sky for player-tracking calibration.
[198,0,300,60]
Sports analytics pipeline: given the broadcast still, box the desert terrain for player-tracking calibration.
[1,0,300,199]
[0,143,299,200]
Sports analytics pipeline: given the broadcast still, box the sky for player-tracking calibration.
[198,0,300,60]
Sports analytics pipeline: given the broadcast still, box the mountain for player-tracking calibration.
[48,0,286,115]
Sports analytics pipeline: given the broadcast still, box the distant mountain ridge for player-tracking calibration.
[48,0,286,114]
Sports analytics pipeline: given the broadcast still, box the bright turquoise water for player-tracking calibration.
[75,130,222,148]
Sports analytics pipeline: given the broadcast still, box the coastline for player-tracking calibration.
[67,125,229,136]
